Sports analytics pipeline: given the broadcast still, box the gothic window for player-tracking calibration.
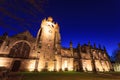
[47,24,54,28]
[38,42,41,48]
[64,60,68,68]
[48,24,50,26]
[52,25,54,28]
[8,42,30,58]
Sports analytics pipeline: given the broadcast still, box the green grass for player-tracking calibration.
[19,72,120,80]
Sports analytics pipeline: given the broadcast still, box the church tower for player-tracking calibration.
[36,17,61,71]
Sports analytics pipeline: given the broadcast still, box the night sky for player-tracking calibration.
[0,0,120,56]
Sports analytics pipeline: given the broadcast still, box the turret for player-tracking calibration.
[77,43,83,71]
[2,32,8,40]
[88,41,90,47]
[35,17,62,71]
[36,17,60,48]
[70,41,73,56]
[103,46,106,51]
[77,43,81,53]
[70,41,73,48]
[94,43,96,48]
[0,32,8,51]
[88,41,97,72]
[77,43,81,48]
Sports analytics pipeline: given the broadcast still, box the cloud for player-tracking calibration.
[0,0,48,33]
[25,0,47,13]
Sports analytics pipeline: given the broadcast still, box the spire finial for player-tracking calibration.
[94,43,96,48]
[78,43,80,46]
[88,41,90,46]
[70,41,73,48]
[103,45,106,51]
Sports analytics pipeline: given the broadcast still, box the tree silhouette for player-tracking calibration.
[111,43,120,63]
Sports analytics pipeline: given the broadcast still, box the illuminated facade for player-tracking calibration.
[0,17,112,72]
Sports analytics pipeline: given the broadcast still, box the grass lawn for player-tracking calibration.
[19,72,120,80]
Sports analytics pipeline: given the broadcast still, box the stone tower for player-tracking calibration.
[36,17,61,71]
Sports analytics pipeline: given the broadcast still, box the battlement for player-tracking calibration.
[41,17,59,29]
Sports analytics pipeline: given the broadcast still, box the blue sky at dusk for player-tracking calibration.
[0,0,120,56]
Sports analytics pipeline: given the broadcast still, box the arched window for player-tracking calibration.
[8,42,30,58]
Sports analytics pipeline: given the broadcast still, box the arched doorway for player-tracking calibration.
[11,60,21,72]
[8,42,31,58]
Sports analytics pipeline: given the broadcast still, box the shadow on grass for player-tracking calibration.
[18,72,120,80]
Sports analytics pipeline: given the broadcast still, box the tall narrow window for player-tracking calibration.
[64,60,67,68]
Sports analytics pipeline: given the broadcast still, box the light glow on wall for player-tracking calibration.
[0,60,6,67]
[27,60,36,72]
[64,60,67,68]
[61,59,74,71]
[47,61,54,71]
[68,65,73,71]
[95,60,103,72]
[62,60,68,71]
[82,60,93,72]
[113,63,120,72]
[0,58,10,67]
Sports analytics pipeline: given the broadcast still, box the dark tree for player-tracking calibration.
[111,43,120,63]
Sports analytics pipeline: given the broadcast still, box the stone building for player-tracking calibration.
[112,62,120,72]
[0,17,112,72]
